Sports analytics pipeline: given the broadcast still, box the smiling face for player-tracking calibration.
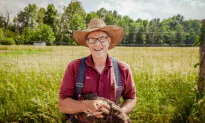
[86,31,110,59]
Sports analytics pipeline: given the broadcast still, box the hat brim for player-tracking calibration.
[73,25,124,49]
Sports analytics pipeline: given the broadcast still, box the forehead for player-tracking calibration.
[87,31,108,38]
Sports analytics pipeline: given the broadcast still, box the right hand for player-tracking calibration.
[82,100,110,118]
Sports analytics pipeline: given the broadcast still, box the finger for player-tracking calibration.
[95,103,100,110]
[99,107,110,114]
[97,101,110,110]
[87,112,103,117]
[92,111,103,115]
[100,103,110,110]
[95,114,104,118]
[94,113,105,119]
[84,109,92,116]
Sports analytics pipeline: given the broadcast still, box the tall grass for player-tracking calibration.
[0,45,202,122]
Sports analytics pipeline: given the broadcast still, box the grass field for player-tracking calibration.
[0,45,203,122]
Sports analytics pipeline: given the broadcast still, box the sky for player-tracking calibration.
[0,0,205,21]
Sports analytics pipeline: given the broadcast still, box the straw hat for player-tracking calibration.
[73,18,124,49]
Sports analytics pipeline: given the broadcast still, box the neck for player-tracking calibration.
[92,55,107,67]
[92,55,107,74]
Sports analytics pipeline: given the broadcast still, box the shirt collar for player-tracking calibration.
[85,54,112,68]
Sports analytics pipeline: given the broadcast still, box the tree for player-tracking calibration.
[128,22,139,44]
[67,14,85,45]
[0,28,4,40]
[97,8,108,19]
[119,16,134,44]
[62,0,86,24]
[104,13,116,25]
[185,29,196,44]
[43,4,58,32]
[86,12,99,25]
[70,14,86,30]
[35,24,55,45]
[158,23,170,44]
[15,34,25,45]
[118,20,129,44]
[0,10,10,31]
[60,0,86,43]
[113,10,118,18]
[15,4,38,32]
[142,20,148,32]
[21,27,35,44]
[174,14,184,23]
[175,24,185,44]
[37,8,46,24]
[146,18,160,44]
[197,20,205,97]
[0,15,4,28]
[133,21,146,44]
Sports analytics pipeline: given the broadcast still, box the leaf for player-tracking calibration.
[194,63,199,68]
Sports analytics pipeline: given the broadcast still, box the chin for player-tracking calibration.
[92,52,106,58]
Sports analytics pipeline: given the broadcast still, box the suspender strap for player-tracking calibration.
[74,57,87,100]
[111,57,122,104]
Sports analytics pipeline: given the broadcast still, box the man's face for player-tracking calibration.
[86,31,110,58]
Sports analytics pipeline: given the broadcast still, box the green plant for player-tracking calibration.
[1,38,15,45]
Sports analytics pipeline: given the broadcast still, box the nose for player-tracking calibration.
[94,40,101,45]
[93,40,102,49]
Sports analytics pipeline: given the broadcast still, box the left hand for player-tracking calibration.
[84,100,110,118]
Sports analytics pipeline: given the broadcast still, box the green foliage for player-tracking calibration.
[20,24,55,45]
[21,27,35,44]
[62,0,86,24]
[86,12,99,24]
[37,8,46,24]
[6,1,203,45]
[0,28,16,45]
[194,35,200,46]
[35,24,55,45]
[70,14,86,30]
[188,95,205,122]
[0,37,15,45]
[0,70,63,122]
[0,28,4,40]
[43,4,58,32]
[59,0,86,43]
[16,4,38,29]
[15,34,25,45]
[4,29,16,39]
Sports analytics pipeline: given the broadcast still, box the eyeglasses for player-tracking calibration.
[87,36,109,44]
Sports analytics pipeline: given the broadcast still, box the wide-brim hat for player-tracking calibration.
[73,18,124,49]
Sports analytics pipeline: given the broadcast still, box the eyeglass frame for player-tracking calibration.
[86,36,109,44]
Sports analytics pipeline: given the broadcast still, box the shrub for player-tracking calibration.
[0,28,4,40]
[4,29,16,39]
[22,27,35,44]
[15,35,25,45]
[35,24,55,45]
[1,38,15,45]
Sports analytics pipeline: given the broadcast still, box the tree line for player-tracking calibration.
[0,0,201,45]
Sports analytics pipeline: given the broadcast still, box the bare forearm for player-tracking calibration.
[120,98,136,114]
[58,98,86,114]
[58,97,111,118]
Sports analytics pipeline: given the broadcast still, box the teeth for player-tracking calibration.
[95,49,102,51]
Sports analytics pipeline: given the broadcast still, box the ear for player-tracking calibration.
[108,37,111,44]
[86,39,89,46]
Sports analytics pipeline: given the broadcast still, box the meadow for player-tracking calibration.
[0,45,203,123]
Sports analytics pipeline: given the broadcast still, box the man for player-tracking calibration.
[58,18,136,121]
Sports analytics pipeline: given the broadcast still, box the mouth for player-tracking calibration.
[94,48,103,52]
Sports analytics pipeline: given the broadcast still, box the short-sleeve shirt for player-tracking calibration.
[59,55,136,102]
